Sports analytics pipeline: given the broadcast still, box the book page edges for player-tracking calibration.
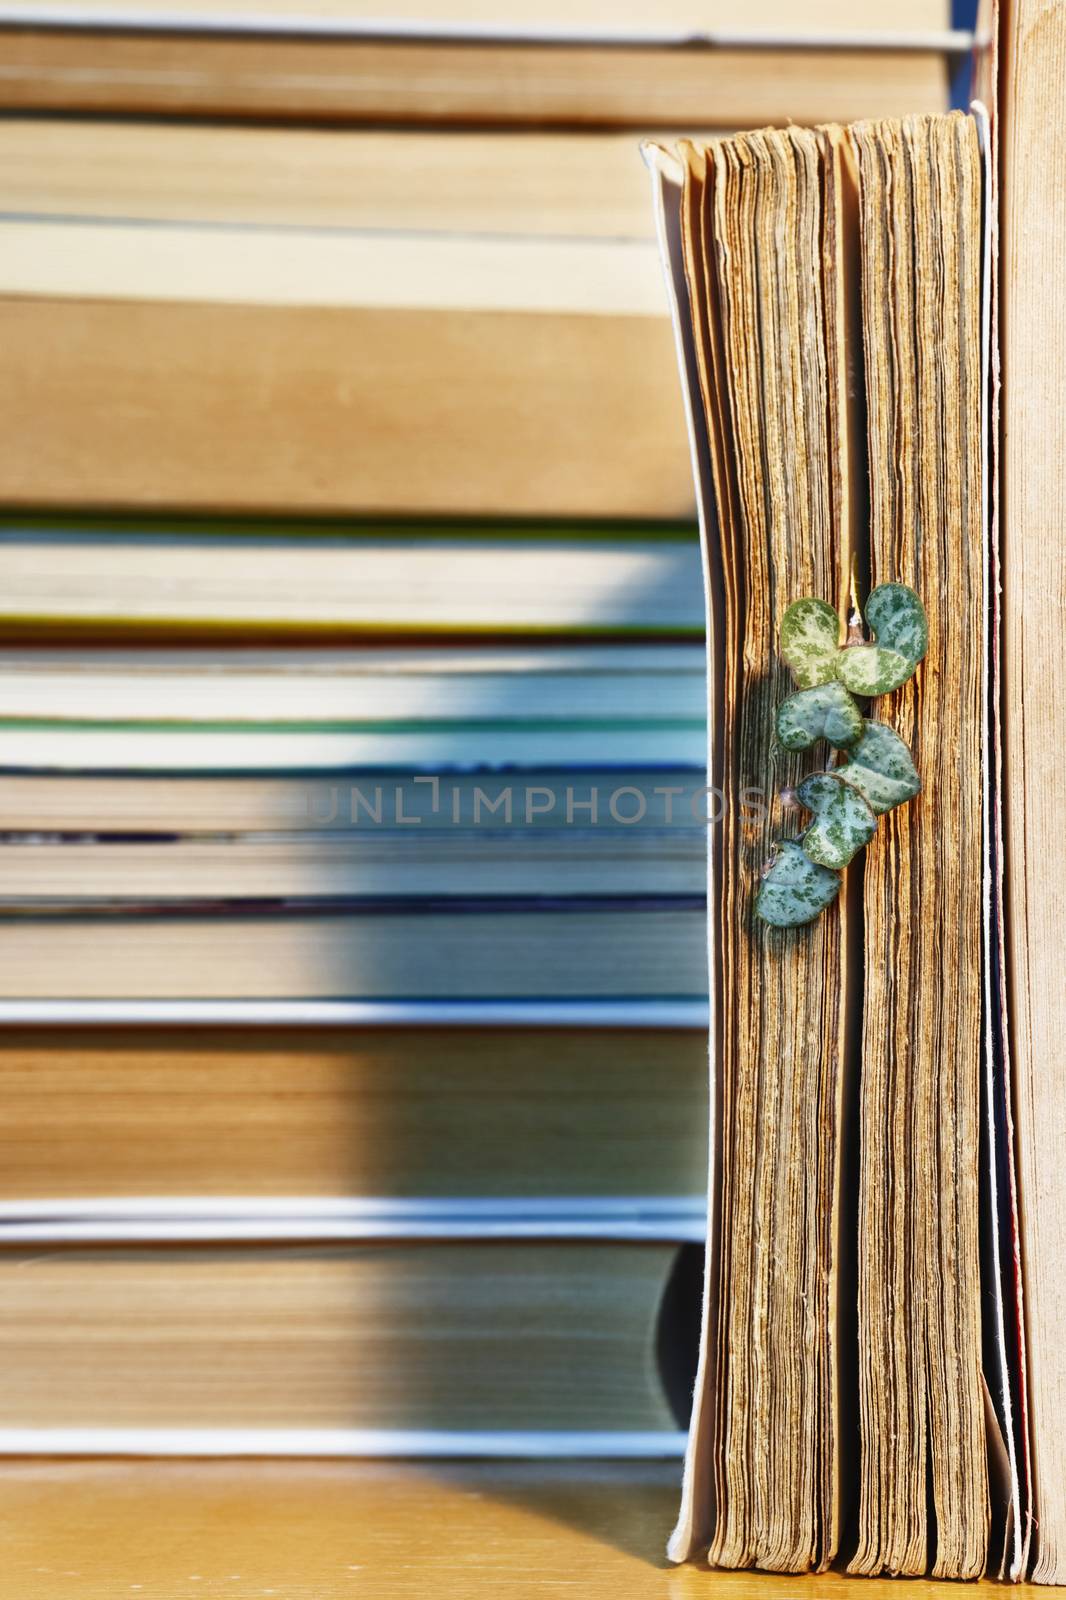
[643,140,720,1565]
[820,121,861,1566]
[648,113,1007,1571]
[973,87,1033,1582]
[0,8,973,51]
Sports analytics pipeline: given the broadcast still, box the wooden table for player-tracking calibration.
[0,1459,1036,1598]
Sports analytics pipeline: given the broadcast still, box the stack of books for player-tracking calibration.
[0,1,954,1458]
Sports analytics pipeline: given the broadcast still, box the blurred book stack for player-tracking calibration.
[0,0,951,1454]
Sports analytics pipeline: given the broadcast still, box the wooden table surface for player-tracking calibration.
[0,1458,1049,1599]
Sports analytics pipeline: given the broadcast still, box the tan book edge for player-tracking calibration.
[0,298,689,518]
[849,109,987,1580]
[0,831,706,899]
[645,143,720,1567]
[0,226,666,314]
[0,1242,681,1433]
[0,907,709,1000]
[973,91,1031,1583]
[0,122,663,242]
[0,203,691,517]
[0,1028,708,1202]
[706,128,849,1573]
[1000,0,1066,1581]
[649,126,856,1570]
[0,28,951,126]
[648,111,1011,1577]
[0,769,700,833]
[0,0,955,34]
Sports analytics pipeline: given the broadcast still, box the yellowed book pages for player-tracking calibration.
[0,768,696,833]
[847,111,987,1581]
[3,31,950,126]
[650,110,989,1578]
[0,289,689,520]
[659,126,854,1574]
[0,907,707,1000]
[0,113,693,517]
[0,829,705,899]
[12,0,951,31]
[0,1028,707,1202]
[1000,0,1066,1581]
[0,1242,679,1433]
[0,223,663,315]
[0,121,660,240]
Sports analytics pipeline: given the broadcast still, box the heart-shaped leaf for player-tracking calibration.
[776,681,864,752]
[754,840,841,927]
[836,643,915,695]
[796,772,877,869]
[837,583,927,695]
[839,720,921,815]
[780,598,841,689]
[865,582,928,664]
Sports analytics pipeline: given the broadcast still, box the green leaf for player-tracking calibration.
[865,583,928,664]
[780,598,841,689]
[837,583,927,696]
[776,681,864,752]
[796,772,878,869]
[839,720,921,815]
[754,840,841,927]
[836,643,915,695]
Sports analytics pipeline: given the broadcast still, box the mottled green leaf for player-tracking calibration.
[780,598,841,689]
[839,720,921,815]
[865,583,928,664]
[776,681,864,752]
[837,642,916,695]
[796,772,877,869]
[837,583,927,695]
[754,840,841,927]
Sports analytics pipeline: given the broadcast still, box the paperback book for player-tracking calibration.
[647,103,1037,1580]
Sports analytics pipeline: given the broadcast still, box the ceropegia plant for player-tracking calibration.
[755,582,925,928]
[753,840,841,927]
[793,772,878,870]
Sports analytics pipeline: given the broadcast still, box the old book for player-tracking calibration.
[0,903,707,1000]
[0,0,950,27]
[665,123,854,1577]
[2,2,953,126]
[847,112,987,1580]
[0,644,706,770]
[0,221,687,520]
[648,110,990,1576]
[0,644,706,721]
[0,767,700,833]
[0,828,705,901]
[0,519,702,638]
[0,1239,695,1441]
[0,1026,707,1202]
[0,120,662,241]
[999,0,1066,1581]
[0,745,707,901]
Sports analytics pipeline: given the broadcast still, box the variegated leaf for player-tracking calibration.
[780,598,841,689]
[754,840,841,927]
[839,720,921,814]
[796,771,878,869]
[776,681,864,752]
